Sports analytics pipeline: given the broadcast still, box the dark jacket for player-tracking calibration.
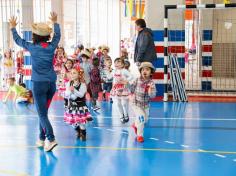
[134,28,156,63]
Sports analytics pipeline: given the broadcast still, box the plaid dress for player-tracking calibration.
[131,78,156,108]
[90,67,102,94]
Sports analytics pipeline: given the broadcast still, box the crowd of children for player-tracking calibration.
[1,42,156,144]
[52,44,156,142]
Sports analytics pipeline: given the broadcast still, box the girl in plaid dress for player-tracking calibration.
[64,67,92,141]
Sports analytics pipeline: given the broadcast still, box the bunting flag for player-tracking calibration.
[139,0,142,18]
[128,0,133,17]
[136,0,140,18]
[123,0,145,19]
[224,0,230,4]
[124,0,127,17]
[140,1,145,18]
[132,0,136,17]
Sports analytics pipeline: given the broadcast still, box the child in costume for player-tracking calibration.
[64,68,92,141]
[16,50,24,84]
[108,58,133,123]
[100,45,110,69]
[90,57,102,111]
[3,77,33,104]
[100,56,113,102]
[1,49,15,89]
[53,46,67,74]
[131,62,156,143]
[58,59,74,97]
[79,50,92,97]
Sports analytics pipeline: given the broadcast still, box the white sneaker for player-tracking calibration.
[44,140,58,152]
[36,140,45,148]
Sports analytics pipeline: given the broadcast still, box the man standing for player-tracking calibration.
[134,19,157,66]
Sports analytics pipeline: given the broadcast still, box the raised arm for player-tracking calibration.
[49,12,61,48]
[9,16,33,50]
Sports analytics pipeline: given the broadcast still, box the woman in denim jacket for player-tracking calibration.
[9,12,61,152]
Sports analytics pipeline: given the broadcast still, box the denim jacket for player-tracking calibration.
[11,23,61,82]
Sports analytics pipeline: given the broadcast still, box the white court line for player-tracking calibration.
[106,129,116,132]
[149,138,159,141]
[165,141,175,144]
[93,127,102,129]
[2,114,236,122]
[181,145,190,148]
[214,154,226,158]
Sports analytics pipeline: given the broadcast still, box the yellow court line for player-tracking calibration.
[0,145,236,155]
[0,170,29,176]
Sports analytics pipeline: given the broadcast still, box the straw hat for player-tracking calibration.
[89,47,96,52]
[80,50,91,58]
[101,45,110,52]
[139,62,155,73]
[32,23,52,36]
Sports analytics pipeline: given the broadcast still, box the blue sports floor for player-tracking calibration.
[0,100,236,176]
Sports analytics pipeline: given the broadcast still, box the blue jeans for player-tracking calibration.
[32,81,56,142]
[103,82,112,93]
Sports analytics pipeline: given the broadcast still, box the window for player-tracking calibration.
[63,0,120,58]
[33,0,51,22]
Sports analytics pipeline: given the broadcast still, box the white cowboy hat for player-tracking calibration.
[139,62,155,73]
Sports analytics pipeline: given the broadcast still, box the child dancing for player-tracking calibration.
[131,62,156,143]
[90,57,102,111]
[108,58,133,123]
[64,68,92,141]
